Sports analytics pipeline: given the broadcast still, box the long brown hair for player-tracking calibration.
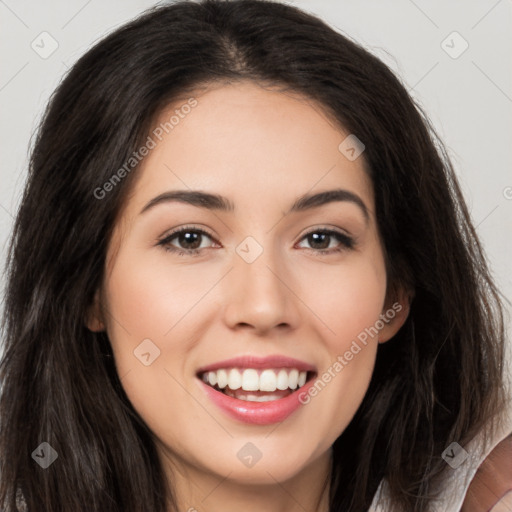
[0,1,507,510]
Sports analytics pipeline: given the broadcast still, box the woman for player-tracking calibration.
[0,1,510,510]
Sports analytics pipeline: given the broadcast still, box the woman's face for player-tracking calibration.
[90,81,407,488]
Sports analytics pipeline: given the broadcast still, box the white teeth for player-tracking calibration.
[241,369,259,391]
[259,369,277,392]
[217,369,228,389]
[203,368,309,392]
[244,395,277,402]
[276,369,289,390]
[235,393,282,402]
[207,371,217,386]
[288,369,299,389]
[228,368,242,390]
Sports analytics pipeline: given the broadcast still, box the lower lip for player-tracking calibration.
[198,377,316,425]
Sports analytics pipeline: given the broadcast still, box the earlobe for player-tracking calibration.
[85,289,106,332]
[378,287,412,343]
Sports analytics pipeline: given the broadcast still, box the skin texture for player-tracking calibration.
[88,81,409,512]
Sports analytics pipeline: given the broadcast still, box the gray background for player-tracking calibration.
[1,0,511,372]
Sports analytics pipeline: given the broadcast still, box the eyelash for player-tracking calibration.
[157,225,355,257]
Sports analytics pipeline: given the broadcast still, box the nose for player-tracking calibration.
[222,243,301,335]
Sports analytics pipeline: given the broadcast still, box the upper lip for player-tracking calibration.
[196,355,317,375]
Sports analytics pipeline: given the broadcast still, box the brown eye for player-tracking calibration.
[297,229,355,254]
[158,226,218,256]
[170,230,203,250]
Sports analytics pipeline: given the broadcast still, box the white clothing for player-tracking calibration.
[368,399,512,511]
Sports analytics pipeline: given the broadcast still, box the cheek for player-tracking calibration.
[101,252,208,447]
[296,250,387,349]
[293,250,386,436]
[102,247,229,408]
[104,249,218,344]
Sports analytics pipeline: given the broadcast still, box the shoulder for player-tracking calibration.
[460,433,512,511]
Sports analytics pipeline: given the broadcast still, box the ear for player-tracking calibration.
[85,288,105,332]
[378,286,412,344]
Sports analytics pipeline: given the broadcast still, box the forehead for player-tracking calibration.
[123,80,374,217]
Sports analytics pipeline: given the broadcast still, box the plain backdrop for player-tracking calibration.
[0,0,511,372]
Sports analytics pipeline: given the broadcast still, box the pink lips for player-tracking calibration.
[196,354,317,425]
[196,354,317,374]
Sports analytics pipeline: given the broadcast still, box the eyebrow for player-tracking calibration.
[140,188,369,221]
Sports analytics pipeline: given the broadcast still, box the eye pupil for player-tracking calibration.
[309,232,329,249]
[179,231,201,249]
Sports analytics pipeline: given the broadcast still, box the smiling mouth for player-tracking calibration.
[197,368,316,402]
